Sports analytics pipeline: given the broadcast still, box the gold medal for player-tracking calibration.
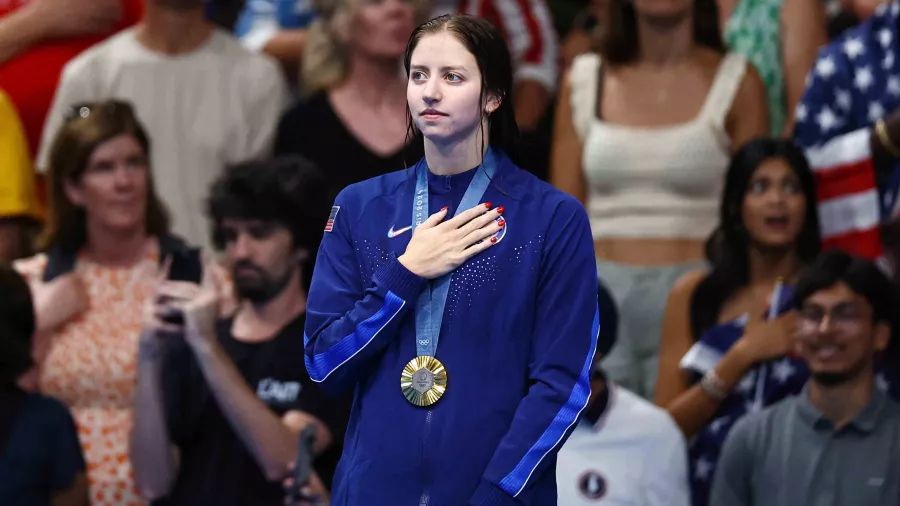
[400,356,448,407]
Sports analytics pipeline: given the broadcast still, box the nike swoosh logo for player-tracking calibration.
[387,225,412,238]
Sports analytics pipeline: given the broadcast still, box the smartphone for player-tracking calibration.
[289,424,319,505]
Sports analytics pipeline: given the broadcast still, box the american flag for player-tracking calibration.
[324,206,340,233]
[793,0,900,263]
[682,284,899,506]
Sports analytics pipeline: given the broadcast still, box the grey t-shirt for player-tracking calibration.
[711,384,900,506]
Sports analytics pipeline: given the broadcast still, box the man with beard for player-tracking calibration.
[710,250,900,506]
[36,0,289,251]
[131,157,350,506]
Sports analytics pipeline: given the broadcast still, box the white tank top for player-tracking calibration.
[569,52,747,240]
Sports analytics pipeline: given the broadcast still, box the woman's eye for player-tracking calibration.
[749,181,767,194]
[446,73,462,83]
[783,181,801,194]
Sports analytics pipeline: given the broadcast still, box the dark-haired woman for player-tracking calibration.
[13,101,232,506]
[653,138,821,506]
[0,265,89,506]
[550,0,769,401]
[303,14,598,506]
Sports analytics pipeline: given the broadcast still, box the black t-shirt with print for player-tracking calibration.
[152,313,351,506]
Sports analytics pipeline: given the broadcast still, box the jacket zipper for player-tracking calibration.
[419,409,433,506]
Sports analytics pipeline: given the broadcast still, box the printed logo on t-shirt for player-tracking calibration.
[257,377,301,405]
[578,470,607,501]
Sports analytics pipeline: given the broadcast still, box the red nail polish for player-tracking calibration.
[490,237,498,243]
[497,206,505,214]
[484,202,492,209]
[498,220,506,227]
[441,206,448,212]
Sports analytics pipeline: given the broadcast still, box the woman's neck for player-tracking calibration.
[635,12,695,66]
[82,224,151,267]
[424,121,490,175]
[746,244,802,286]
[333,52,406,110]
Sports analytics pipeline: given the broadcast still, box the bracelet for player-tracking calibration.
[876,119,900,158]
[701,369,728,401]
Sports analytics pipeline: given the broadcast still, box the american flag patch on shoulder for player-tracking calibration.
[324,206,340,232]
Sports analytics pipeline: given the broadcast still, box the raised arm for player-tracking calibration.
[0,0,120,65]
[653,271,755,438]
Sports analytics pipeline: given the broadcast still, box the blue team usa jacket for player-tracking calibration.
[304,152,600,506]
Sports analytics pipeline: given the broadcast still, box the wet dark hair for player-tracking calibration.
[794,250,894,324]
[403,14,519,157]
[599,0,724,65]
[0,265,35,388]
[690,138,822,338]
[207,156,332,293]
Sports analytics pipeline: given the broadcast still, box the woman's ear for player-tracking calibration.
[484,92,502,114]
[63,180,85,208]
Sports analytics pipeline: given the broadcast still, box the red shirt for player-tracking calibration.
[0,0,143,155]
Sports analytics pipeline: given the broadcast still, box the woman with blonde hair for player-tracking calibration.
[275,0,430,195]
[13,100,230,506]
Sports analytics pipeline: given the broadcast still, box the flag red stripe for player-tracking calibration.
[821,227,883,260]
[814,157,878,202]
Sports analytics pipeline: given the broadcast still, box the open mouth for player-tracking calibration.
[764,216,789,229]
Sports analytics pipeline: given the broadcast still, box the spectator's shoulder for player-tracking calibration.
[727,399,793,449]
[502,157,586,218]
[215,28,282,72]
[60,29,136,77]
[279,93,328,131]
[22,394,77,429]
[615,387,685,442]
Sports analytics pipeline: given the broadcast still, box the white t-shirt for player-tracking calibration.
[38,28,290,250]
[557,385,691,506]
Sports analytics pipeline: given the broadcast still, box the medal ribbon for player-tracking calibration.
[412,148,498,358]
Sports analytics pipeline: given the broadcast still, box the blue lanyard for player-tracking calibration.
[412,148,498,358]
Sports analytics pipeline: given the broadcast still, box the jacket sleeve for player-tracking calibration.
[304,191,426,395]
[468,198,599,506]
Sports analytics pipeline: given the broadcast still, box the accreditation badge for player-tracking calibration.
[400,355,448,407]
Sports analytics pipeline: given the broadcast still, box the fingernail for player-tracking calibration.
[484,202,492,209]
[490,237,498,243]
[441,206,448,212]
[497,206,505,214]
[498,220,506,227]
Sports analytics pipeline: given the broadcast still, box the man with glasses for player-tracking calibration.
[710,250,900,506]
